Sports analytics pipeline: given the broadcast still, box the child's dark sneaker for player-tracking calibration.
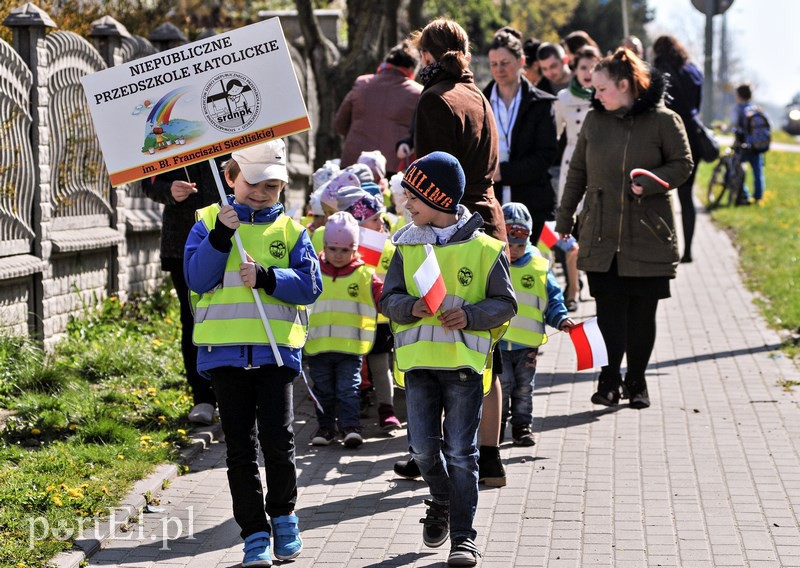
[419,499,449,548]
[342,426,363,448]
[512,425,536,447]
[447,537,480,566]
[393,458,421,479]
[311,427,336,446]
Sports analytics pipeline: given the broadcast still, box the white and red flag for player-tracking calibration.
[413,244,446,313]
[630,168,670,188]
[538,222,559,250]
[358,227,387,267]
[568,317,609,371]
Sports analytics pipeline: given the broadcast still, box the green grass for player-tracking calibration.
[0,285,193,567]
[695,147,800,359]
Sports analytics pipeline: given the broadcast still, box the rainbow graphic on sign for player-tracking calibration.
[147,86,190,126]
[141,86,205,154]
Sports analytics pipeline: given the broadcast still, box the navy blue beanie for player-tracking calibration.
[401,151,465,213]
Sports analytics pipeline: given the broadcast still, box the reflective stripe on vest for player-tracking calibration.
[374,240,396,324]
[392,234,507,381]
[505,255,549,347]
[191,204,309,348]
[305,265,377,355]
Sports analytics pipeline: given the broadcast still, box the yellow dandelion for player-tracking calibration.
[69,424,77,431]
[31,428,41,436]
[140,435,152,442]
[51,495,63,507]
[165,317,173,324]
[117,453,125,460]
[177,429,187,436]
[101,486,109,494]
[147,387,157,395]
[161,441,169,447]
[152,338,162,346]
[46,485,56,492]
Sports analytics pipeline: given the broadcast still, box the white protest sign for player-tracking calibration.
[81,17,310,187]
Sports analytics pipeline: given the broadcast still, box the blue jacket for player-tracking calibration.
[184,196,322,375]
[501,248,569,351]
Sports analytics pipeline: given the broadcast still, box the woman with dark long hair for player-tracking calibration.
[653,35,704,263]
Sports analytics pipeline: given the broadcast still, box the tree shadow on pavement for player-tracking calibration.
[536,406,623,434]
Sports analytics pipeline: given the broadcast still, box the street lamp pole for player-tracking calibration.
[703,0,715,123]
[621,0,630,39]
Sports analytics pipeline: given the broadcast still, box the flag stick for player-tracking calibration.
[208,158,284,367]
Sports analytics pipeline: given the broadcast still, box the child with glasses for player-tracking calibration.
[499,202,574,446]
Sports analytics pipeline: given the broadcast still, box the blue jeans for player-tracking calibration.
[307,352,362,430]
[499,348,537,429]
[741,151,765,201]
[209,365,297,539]
[404,369,483,541]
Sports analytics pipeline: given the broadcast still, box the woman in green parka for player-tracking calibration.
[555,48,693,409]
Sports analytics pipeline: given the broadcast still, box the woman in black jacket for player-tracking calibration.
[653,35,704,263]
[483,27,558,242]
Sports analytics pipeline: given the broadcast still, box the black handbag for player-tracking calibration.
[693,116,720,163]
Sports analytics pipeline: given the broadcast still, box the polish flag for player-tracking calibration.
[413,244,446,313]
[538,222,576,252]
[539,222,559,250]
[568,317,609,371]
[358,227,387,267]
[630,168,670,188]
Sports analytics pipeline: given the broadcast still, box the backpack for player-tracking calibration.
[743,107,771,153]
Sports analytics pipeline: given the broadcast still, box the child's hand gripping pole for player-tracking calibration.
[208,158,284,367]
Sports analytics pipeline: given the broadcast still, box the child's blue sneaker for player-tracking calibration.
[272,513,303,560]
[242,531,272,567]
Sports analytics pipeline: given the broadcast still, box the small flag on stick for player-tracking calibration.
[358,227,386,267]
[413,244,446,313]
[568,317,608,371]
[538,222,576,252]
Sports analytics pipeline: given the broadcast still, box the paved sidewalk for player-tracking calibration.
[86,206,800,568]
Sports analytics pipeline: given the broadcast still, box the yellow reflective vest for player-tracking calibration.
[310,226,325,255]
[305,264,377,355]
[504,255,549,348]
[374,239,396,324]
[191,204,309,348]
[392,234,509,394]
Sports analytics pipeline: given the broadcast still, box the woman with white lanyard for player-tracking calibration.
[483,26,559,244]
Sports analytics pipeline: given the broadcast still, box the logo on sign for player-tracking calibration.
[201,72,261,133]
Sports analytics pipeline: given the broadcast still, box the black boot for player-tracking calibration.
[625,375,650,409]
[590,371,623,406]
[478,445,506,487]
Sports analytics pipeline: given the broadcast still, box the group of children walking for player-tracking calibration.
[184,139,572,566]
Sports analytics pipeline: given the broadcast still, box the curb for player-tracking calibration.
[50,422,223,568]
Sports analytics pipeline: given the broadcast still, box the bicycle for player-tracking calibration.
[706,146,746,209]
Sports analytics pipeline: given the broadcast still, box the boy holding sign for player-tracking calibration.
[184,139,321,566]
[380,152,516,566]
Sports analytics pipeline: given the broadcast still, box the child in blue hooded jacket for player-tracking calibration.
[184,139,322,567]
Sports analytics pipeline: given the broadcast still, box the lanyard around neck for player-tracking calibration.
[492,84,521,149]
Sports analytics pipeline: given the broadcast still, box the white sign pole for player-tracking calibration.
[208,159,284,367]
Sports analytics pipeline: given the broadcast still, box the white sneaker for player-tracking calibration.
[188,403,215,425]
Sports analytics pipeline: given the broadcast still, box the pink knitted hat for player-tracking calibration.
[324,211,360,249]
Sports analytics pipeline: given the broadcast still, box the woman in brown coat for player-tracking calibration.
[555,48,693,409]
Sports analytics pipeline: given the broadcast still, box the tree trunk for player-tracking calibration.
[294,0,391,169]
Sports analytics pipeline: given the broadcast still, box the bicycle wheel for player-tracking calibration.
[707,157,729,208]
